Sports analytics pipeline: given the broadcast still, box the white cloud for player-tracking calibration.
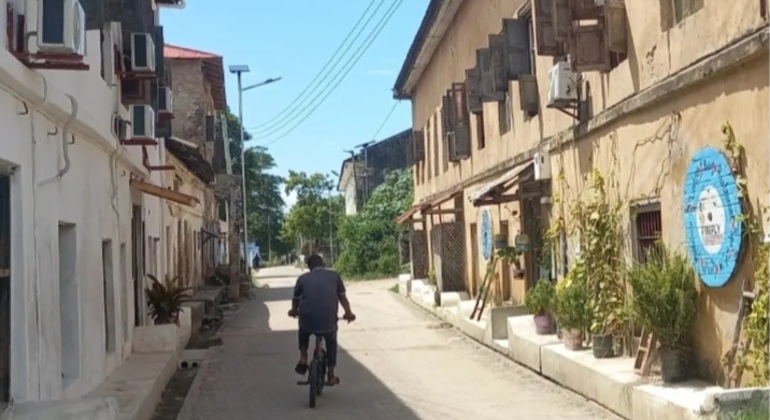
[282,189,298,211]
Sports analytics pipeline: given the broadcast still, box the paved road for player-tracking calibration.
[183,266,619,420]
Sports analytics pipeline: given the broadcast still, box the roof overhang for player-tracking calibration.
[395,190,462,224]
[131,179,198,207]
[337,158,354,192]
[392,0,465,100]
[469,161,534,206]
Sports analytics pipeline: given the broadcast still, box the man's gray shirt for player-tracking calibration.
[293,268,346,333]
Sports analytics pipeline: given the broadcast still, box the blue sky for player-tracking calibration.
[161,0,428,208]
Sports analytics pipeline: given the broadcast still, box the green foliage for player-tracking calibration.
[281,171,342,252]
[145,274,192,325]
[223,110,289,258]
[723,121,769,386]
[626,243,698,350]
[335,168,413,278]
[525,280,556,315]
[555,263,591,330]
[569,169,626,335]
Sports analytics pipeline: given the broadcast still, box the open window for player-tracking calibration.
[444,85,472,162]
[412,129,426,163]
[570,0,628,73]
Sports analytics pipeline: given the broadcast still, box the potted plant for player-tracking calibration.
[627,244,698,383]
[145,274,192,325]
[525,280,556,334]
[555,266,590,350]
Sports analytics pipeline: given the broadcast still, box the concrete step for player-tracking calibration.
[87,352,177,420]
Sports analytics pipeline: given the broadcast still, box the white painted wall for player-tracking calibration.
[0,10,167,405]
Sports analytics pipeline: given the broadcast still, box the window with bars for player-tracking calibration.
[634,205,662,262]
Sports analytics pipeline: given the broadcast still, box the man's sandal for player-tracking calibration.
[294,362,308,375]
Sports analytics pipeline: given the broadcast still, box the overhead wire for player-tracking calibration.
[369,100,400,142]
[249,0,385,133]
[260,0,404,146]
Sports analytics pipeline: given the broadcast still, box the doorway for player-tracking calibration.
[469,223,479,298]
[0,175,10,401]
[131,205,145,326]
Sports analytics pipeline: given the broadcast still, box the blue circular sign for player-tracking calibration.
[683,147,743,288]
[481,209,493,260]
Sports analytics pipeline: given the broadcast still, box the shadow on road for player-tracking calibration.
[201,284,422,419]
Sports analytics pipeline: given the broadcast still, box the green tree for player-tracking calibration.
[224,109,289,260]
[281,171,343,255]
[335,168,413,277]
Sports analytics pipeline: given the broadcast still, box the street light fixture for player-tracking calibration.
[228,64,281,268]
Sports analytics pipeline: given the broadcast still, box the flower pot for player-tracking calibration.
[660,348,688,383]
[533,313,553,335]
[562,329,583,350]
[592,334,615,359]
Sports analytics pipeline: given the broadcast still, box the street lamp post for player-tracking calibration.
[228,64,281,269]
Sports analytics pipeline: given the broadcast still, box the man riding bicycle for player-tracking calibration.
[288,254,355,385]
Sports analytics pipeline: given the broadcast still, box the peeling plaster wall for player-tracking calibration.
[0,27,167,404]
[408,0,768,384]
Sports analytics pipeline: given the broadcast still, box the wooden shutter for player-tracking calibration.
[502,19,531,80]
[205,115,215,142]
[488,35,508,92]
[476,49,503,102]
[569,0,603,20]
[154,26,165,81]
[412,130,426,162]
[81,0,105,31]
[606,0,628,53]
[442,93,455,160]
[465,68,483,114]
[554,0,571,42]
[451,83,471,160]
[533,0,565,56]
[570,23,610,72]
[518,74,539,116]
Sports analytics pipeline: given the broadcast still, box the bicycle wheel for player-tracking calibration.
[308,359,319,408]
[317,353,326,396]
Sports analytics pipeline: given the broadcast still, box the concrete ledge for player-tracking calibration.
[180,301,204,334]
[132,324,180,354]
[506,315,561,373]
[1,398,119,420]
[178,312,192,351]
[88,351,176,420]
[401,293,754,420]
[489,305,527,340]
[439,292,469,307]
[398,274,412,296]
[541,344,638,418]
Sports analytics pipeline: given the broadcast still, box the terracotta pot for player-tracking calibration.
[533,313,554,335]
[562,329,583,350]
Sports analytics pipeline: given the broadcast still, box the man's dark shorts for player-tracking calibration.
[298,329,338,367]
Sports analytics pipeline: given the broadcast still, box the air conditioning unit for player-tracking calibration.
[129,104,155,139]
[158,87,173,114]
[546,61,578,108]
[533,151,551,181]
[130,33,156,72]
[37,0,86,56]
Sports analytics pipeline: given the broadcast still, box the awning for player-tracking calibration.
[395,204,421,224]
[395,190,462,224]
[469,160,534,206]
[130,179,199,207]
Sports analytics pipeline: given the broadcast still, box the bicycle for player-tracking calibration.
[295,317,354,408]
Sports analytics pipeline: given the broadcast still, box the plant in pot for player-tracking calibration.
[627,244,698,384]
[145,274,193,325]
[525,280,556,334]
[555,266,590,350]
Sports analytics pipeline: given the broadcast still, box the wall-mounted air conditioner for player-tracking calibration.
[130,33,156,72]
[37,0,86,56]
[129,104,155,139]
[533,151,551,181]
[158,87,173,114]
[546,61,578,109]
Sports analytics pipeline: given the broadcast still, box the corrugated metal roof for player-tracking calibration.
[163,44,221,59]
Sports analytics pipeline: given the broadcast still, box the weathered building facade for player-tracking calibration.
[336,129,411,215]
[395,0,768,384]
[162,45,228,289]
